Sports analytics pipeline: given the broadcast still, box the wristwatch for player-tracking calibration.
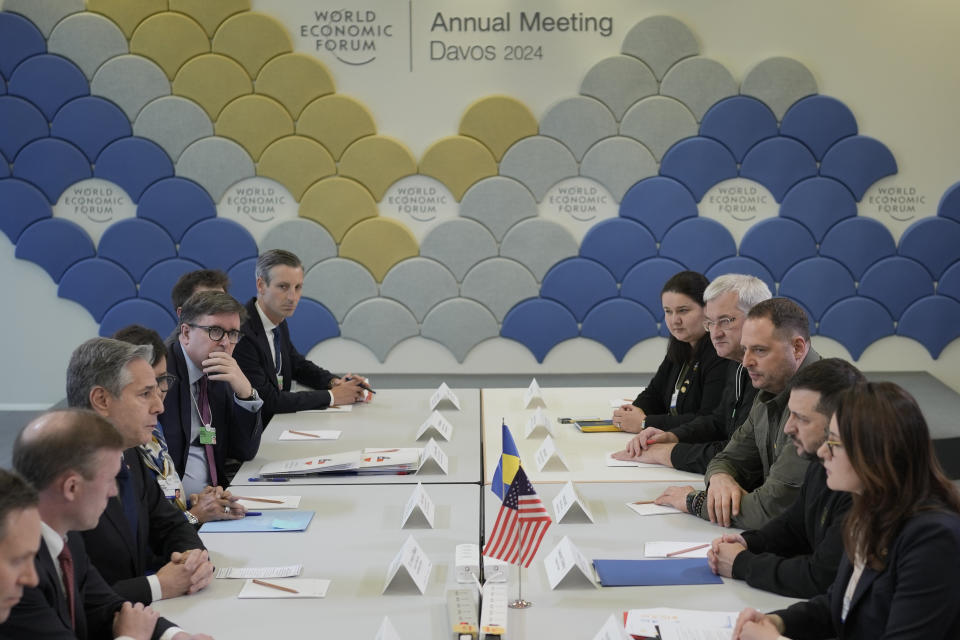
[184,510,200,526]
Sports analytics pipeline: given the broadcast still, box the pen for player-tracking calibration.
[244,512,262,517]
[248,477,290,482]
[252,579,299,594]
[288,430,322,438]
[666,543,711,557]
[344,376,377,394]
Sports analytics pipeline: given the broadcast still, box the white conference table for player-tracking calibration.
[152,483,483,639]
[482,387,705,484]
[232,388,482,485]
[480,482,802,638]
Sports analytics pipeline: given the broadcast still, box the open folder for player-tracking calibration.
[592,558,722,586]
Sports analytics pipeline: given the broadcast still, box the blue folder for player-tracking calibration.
[592,558,722,586]
[199,510,314,533]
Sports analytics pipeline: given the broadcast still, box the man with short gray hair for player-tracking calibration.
[234,249,367,426]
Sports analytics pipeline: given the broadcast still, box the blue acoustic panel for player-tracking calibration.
[897,296,960,359]
[939,181,960,223]
[95,137,174,202]
[581,298,659,362]
[659,217,736,275]
[818,297,894,360]
[285,298,339,354]
[97,218,176,281]
[12,137,91,203]
[0,12,45,79]
[500,298,579,363]
[580,218,657,281]
[14,218,94,282]
[739,218,817,281]
[659,137,738,201]
[50,96,130,161]
[99,298,177,339]
[619,176,697,241]
[540,257,619,322]
[779,177,858,243]
[138,257,205,310]
[779,257,855,321]
[739,138,818,203]
[7,53,88,120]
[620,257,686,320]
[1,75,5,93]
[705,257,776,294]
[699,96,778,162]
[0,153,6,177]
[0,178,51,241]
[780,95,858,161]
[137,177,216,242]
[898,217,960,279]
[178,218,257,273]
[0,96,48,159]
[226,257,257,305]
[819,136,897,201]
[58,257,137,321]
[858,256,934,319]
[819,217,896,280]
[939,261,960,303]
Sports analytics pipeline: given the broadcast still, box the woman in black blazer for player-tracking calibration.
[733,382,960,640]
[612,270,727,433]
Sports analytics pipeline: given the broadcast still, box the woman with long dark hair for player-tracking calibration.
[612,270,726,433]
[733,381,960,639]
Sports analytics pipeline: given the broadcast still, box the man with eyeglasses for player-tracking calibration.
[113,325,245,526]
[162,291,264,500]
[614,274,771,472]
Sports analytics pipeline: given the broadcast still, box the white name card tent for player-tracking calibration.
[415,411,453,441]
[382,535,433,595]
[552,481,595,523]
[544,536,599,590]
[525,406,555,438]
[400,483,436,529]
[593,614,633,640]
[429,382,461,410]
[535,435,569,471]
[417,438,449,474]
[523,377,546,408]
[374,617,403,640]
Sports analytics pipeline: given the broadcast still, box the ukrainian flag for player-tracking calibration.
[491,422,520,500]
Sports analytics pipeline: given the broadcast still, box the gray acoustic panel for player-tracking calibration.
[741,57,819,121]
[580,136,657,202]
[500,218,578,282]
[460,176,537,241]
[461,257,539,321]
[380,257,459,322]
[539,96,618,161]
[260,218,337,272]
[619,96,698,161]
[660,57,738,121]
[47,12,129,79]
[340,298,419,362]
[134,96,214,161]
[421,298,499,362]
[303,257,378,322]
[499,135,578,202]
[3,0,84,37]
[175,136,255,202]
[580,55,658,121]
[621,15,699,80]
[90,54,171,121]
[420,218,498,282]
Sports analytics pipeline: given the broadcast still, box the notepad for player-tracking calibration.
[199,510,314,533]
[575,419,621,433]
[593,558,722,587]
[215,565,302,579]
[237,578,330,598]
[625,501,684,516]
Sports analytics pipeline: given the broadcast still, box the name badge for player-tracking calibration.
[199,423,217,445]
[158,476,178,499]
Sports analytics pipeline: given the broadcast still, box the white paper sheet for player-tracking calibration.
[625,501,684,516]
[278,429,342,441]
[237,578,329,598]
[215,564,302,579]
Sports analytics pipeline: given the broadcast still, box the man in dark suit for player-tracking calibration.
[0,469,40,624]
[163,291,264,495]
[65,339,213,605]
[233,249,367,426]
[5,409,211,639]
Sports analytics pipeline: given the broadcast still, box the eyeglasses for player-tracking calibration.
[824,439,844,456]
[188,324,243,343]
[703,316,737,332]
[156,374,178,393]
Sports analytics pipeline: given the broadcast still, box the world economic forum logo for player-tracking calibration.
[300,8,395,65]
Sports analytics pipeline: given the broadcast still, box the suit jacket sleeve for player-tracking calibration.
[642,343,728,430]
[138,454,205,563]
[668,440,727,474]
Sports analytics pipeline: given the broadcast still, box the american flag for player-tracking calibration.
[483,467,552,568]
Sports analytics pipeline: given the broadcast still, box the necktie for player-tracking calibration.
[115,462,139,541]
[196,375,218,487]
[58,544,76,629]
[271,327,282,376]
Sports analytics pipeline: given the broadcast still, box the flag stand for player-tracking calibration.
[508,565,532,609]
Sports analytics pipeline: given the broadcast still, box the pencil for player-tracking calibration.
[289,430,321,438]
[632,500,656,505]
[666,543,711,557]
[252,579,299,594]
[233,496,285,504]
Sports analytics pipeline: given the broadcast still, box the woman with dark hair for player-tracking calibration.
[733,382,960,640]
[612,270,727,433]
